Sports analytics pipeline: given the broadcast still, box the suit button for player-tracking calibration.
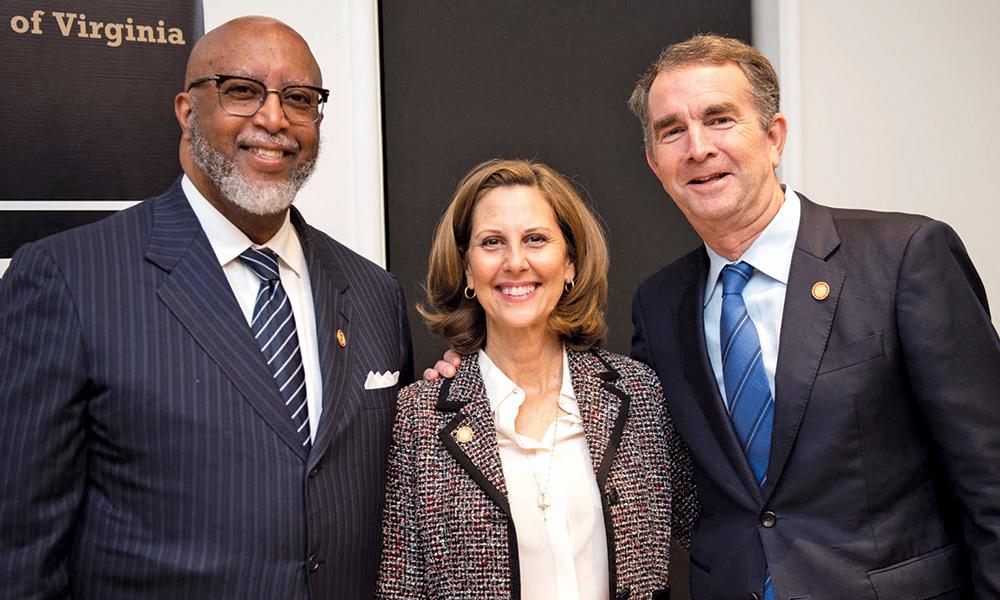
[760,510,777,528]
[606,488,620,506]
[307,554,320,571]
[746,594,760,600]
[308,466,322,478]
[616,587,631,599]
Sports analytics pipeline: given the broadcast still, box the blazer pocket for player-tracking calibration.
[867,543,967,600]
[817,332,884,375]
[688,555,710,599]
[362,386,398,410]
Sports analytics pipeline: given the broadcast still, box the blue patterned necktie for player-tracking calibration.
[240,248,311,448]
[720,261,774,600]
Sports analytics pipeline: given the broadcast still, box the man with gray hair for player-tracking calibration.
[629,34,1000,599]
[0,16,412,598]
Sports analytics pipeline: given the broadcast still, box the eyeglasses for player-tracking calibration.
[187,74,330,124]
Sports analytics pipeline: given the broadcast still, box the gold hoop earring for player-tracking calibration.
[564,280,575,293]
[463,286,476,300]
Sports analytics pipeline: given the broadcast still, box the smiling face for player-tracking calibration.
[464,185,575,346]
[644,63,786,238]
[175,17,322,239]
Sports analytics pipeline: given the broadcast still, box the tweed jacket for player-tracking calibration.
[376,347,697,599]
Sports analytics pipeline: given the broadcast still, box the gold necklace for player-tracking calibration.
[532,413,559,520]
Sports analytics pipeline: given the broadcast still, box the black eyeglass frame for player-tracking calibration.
[186,74,330,124]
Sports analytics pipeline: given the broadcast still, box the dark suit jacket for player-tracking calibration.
[0,180,414,599]
[631,195,1000,600]
[376,348,698,599]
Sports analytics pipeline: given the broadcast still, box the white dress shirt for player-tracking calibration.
[478,349,609,600]
[182,176,323,440]
[703,188,801,401]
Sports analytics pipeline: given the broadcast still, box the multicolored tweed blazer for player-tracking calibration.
[376,348,698,599]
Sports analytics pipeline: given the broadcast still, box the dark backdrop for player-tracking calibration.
[380,0,751,367]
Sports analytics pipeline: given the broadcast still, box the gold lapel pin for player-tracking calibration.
[456,426,474,444]
[337,329,347,347]
[811,281,831,301]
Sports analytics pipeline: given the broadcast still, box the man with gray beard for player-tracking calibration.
[0,16,413,600]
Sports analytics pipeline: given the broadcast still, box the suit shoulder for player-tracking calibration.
[634,245,704,304]
[9,188,175,271]
[822,203,937,242]
[22,196,157,254]
[304,226,401,287]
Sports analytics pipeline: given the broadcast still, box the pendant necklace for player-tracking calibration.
[532,412,559,520]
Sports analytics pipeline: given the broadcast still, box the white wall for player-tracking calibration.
[204,0,386,265]
[755,0,1000,323]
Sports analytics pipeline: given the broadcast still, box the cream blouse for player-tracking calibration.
[478,349,609,600]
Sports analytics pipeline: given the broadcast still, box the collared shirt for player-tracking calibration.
[703,188,801,402]
[478,349,609,600]
[182,175,323,440]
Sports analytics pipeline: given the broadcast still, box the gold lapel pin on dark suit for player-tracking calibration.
[811,281,831,301]
[337,329,347,347]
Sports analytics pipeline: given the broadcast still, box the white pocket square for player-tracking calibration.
[364,370,400,390]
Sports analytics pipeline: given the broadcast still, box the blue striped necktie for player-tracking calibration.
[239,248,311,448]
[720,261,774,600]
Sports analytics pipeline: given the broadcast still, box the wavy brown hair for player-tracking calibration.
[419,159,608,354]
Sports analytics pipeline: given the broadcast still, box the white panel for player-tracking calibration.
[796,0,1000,322]
[0,201,139,211]
[203,0,385,265]
[753,0,802,187]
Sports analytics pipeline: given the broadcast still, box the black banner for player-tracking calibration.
[1,1,202,260]
[2,1,202,201]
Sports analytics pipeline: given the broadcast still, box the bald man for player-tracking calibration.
[0,17,413,599]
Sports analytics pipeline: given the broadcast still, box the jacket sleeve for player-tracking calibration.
[895,219,1000,596]
[375,383,428,599]
[392,277,415,387]
[664,399,698,550]
[0,243,90,599]
[630,284,654,368]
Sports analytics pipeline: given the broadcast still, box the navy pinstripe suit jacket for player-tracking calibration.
[0,180,414,599]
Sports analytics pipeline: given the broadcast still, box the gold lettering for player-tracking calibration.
[136,24,153,42]
[125,17,135,41]
[30,10,44,34]
[10,15,30,33]
[167,27,185,45]
[76,14,89,39]
[51,11,76,37]
[88,20,104,40]
[104,22,123,47]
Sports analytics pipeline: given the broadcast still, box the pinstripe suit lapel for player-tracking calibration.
[148,182,309,461]
[292,209,352,466]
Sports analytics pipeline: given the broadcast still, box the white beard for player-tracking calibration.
[187,110,318,216]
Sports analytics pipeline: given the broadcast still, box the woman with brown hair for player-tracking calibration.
[376,159,696,599]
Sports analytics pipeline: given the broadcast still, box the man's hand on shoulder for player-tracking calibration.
[422,349,462,380]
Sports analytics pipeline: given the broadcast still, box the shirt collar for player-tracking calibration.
[181,174,304,277]
[478,347,578,418]
[703,187,801,306]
